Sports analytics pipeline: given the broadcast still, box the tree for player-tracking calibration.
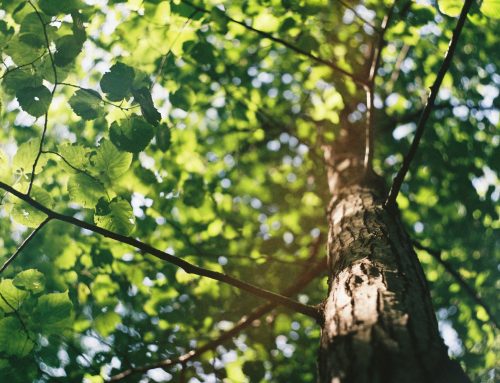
[0,0,497,382]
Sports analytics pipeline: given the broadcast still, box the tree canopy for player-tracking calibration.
[0,0,498,382]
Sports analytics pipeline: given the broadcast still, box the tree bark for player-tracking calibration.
[318,118,470,382]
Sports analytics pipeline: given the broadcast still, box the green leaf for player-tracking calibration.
[156,123,171,152]
[54,35,84,67]
[13,139,47,176]
[16,85,52,117]
[0,279,28,313]
[39,0,82,15]
[34,291,73,326]
[58,143,91,169]
[18,13,54,48]
[69,88,103,120]
[3,38,44,65]
[243,361,266,382]
[68,173,107,208]
[109,116,155,153]
[0,317,34,357]
[437,0,462,17]
[132,87,161,126]
[94,197,135,235]
[0,20,15,49]
[100,62,135,101]
[94,311,121,337]
[13,269,45,293]
[1,67,43,95]
[169,88,194,110]
[183,174,205,207]
[481,0,500,19]
[92,140,132,181]
[11,186,52,228]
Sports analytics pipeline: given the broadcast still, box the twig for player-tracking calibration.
[27,0,58,195]
[337,0,380,31]
[0,218,51,274]
[57,82,139,111]
[413,241,498,328]
[179,0,367,87]
[154,9,199,88]
[363,2,397,171]
[384,0,474,208]
[0,52,47,80]
[108,237,325,381]
[0,291,32,339]
[0,181,321,320]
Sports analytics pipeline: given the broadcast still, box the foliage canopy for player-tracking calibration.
[0,0,498,382]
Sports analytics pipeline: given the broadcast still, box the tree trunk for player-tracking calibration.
[318,119,470,382]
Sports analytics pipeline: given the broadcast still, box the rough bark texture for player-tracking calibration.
[318,116,470,382]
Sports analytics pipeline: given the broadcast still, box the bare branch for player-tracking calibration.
[413,241,498,329]
[0,217,51,274]
[0,181,321,320]
[179,0,367,87]
[26,0,58,195]
[363,1,397,171]
[108,237,326,382]
[336,0,380,31]
[384,0,474,208]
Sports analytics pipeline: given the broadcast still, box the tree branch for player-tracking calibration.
[27,0,58,195]
[0,181,321,320]
[108,237,326,382]
[413,241,498,329]
[179,0,367,87]
[364,0,397,170]
[384,0,474,208]
[0,217,51,274]
[57,82,139,111]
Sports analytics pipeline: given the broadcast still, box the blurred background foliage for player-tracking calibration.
[0,0,498,382]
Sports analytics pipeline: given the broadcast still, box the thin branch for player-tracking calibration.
[154,9,199,88]
[336,0,380,31]
[179,0,367,87]
[0,218,51,274]
[0,291,32,340]
[0,52,47,80]
[384,0,474,208]
[57,82,139,111]
[27,0,58,195]
[413,241,498,329]
[364,1,397,171]
[0,181,321,320]
[108,237,326,382]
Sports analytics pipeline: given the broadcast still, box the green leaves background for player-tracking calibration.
[0,0,498,382]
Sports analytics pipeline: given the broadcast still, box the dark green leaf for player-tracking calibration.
[68,88,103,120]
[39,0,82,15]
[109,116,155,153]
[100,62,135,101]
[156,122,171,152]
[16,85,52,117]
[94,197,135,235]
[34,291,73,326]
[132,87,161,126]
[0,317,34,357]
[54,35,84,67]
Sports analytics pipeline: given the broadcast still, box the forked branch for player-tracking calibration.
[179,0,367,86]
[0,181,321,320]
[384,0,473,208]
